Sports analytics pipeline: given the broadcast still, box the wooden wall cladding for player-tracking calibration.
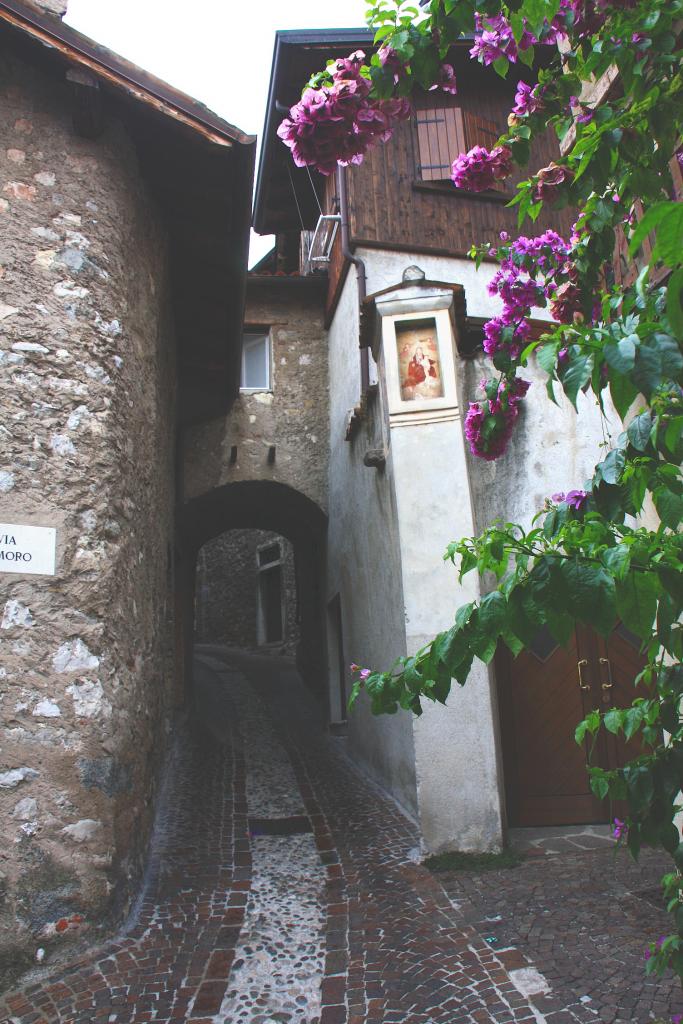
[347,79,575,255]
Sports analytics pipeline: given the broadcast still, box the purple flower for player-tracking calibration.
[499,231,509,242]
[612,817,627,839]
[550,281,583,323]
[533,162,575,203]
[672,1015,682,1023]
[359,668,371,681]
[470,13,518,65]
[553,489,589,511]
[483,316,531,359]
[429,62,457,95]
[277,50,412,175]
[464,376,531,460]
[451,145,513,192]
[512,81,544,117]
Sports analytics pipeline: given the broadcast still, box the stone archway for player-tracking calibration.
[178,480,328,698]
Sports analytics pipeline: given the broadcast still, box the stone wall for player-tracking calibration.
[195,530,299,655]
[182,279,328,512]
[0,52,176,981]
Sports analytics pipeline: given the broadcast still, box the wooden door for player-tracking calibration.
[595,622,649,771]
[497,622,647,827]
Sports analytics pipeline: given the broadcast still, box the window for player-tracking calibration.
[241,332,271,391]
[415,106,504,190]
[256,541,283,645]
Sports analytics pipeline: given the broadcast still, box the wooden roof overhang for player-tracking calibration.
[0,0,256,425]
[253,27,374,236]
[254,29,555,241]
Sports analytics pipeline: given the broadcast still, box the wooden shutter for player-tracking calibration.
[416,106,467,181]
[416,106,505,190]
[463,111,506,192]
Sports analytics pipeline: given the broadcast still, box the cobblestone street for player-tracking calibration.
[1,648,680,1024]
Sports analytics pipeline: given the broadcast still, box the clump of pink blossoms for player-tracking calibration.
[451,144,513,192]
[277,50,411,175]
[464,377,531,461]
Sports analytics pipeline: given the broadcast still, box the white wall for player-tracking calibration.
[326,269,419,818]
[328,247,614,852]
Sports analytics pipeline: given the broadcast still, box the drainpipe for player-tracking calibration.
[336,165,369,392]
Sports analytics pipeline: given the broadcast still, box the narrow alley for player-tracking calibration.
[0,650,679,1024]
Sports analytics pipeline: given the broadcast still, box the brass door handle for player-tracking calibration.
[577,659,591,691]
[599,657,613,690]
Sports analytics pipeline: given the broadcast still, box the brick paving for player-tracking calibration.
[0,646,679,1023]
[438,839,683,1023]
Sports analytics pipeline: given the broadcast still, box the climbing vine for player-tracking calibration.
[278,0,683,987]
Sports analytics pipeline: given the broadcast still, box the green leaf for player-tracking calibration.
[624,705,645,741]
[560,560,616,636]
[597,447,626,485]
[627,412,653,452]
[537,341,560,375]
[561,353,592,409]
[590,774,610,800]
[653,487,683,530]
[628,202,677,258]
[616,572,658,640]
[632,342,663,397]
[667,268,683,340]
[478,591,507,636]
[455,602,476,631]
[601,545,631,579]
[609,374,639,420]
[651,205,683,267]
[625,764,655,814]
[604,708,624,734]
[604,335,637,375]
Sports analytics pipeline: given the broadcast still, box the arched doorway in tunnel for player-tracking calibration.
[177,480,328,701]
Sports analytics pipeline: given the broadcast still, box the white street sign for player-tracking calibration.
[0,523,57,576]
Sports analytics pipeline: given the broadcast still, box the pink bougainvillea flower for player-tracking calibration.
[550,280,583,323]
[464,376,531,460]
[612,817,627,839]
[483,316,531,359]
[512,81,544,117]
[429,62,458,95]
[533,162,575,202]
[277,49,412,175]
[552,489,589,510]
[470,12,519,64]
[359,668,371,681]
[350,663,360,672]
[378,45,406,85]
[451,145,512,192]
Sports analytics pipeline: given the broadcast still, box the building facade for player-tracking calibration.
[0,3,653,988]
[253,29,645,854]
[0,0,255,982]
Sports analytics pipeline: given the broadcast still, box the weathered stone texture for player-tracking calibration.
[182,281,328,512]
[0,53,176,975]
[195,529,299,654]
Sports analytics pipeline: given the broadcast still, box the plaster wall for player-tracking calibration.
[0,54,176,980]
[182,283,328,512]
[460,353,614,536]
[357,247,551,323]
[326,269,418,818]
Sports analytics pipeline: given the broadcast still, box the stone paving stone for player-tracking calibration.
[1,648,679,1023]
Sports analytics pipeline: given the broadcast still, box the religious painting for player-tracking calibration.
[395,319,444,402]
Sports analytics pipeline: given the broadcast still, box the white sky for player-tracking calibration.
[64,0,368,265]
